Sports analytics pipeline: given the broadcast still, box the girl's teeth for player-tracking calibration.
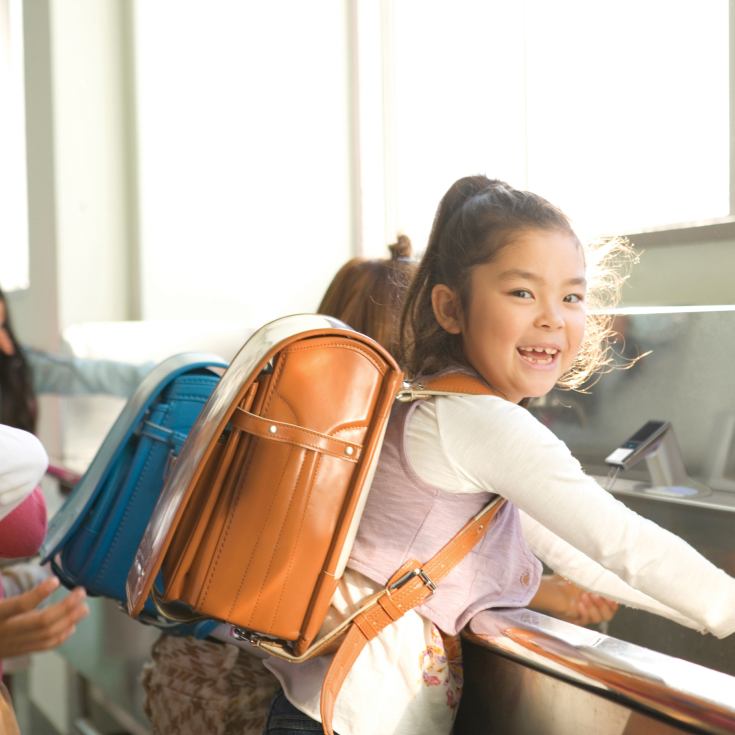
[518,346,558,355]
[519,352,552,365]
[519,346,558,354]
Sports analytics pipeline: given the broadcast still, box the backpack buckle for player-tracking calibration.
[388,567,436,594]
[395,382,425,402]
[231,626,262,645]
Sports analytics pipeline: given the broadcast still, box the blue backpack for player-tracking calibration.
[40,352,228,638]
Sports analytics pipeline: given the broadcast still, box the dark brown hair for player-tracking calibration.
[318,235,418,359]
[400,175,636,390]
[0,288,36,433]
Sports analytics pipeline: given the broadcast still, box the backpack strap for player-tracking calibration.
[395,372,500,402]
[320,372,505,735]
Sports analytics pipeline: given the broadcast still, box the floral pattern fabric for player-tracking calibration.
[419,624,463,718]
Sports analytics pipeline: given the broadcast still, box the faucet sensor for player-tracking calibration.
[605,420,670,470]
[605,420,710,498]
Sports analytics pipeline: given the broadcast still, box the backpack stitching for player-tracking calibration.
[269,451,321,629]
[239,445,306,624]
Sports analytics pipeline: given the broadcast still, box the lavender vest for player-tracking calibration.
[348,396,542,635]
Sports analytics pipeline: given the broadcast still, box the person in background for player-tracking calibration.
[0,287,153,435]
[0,286,150,678]
[317,234,417,358]
[0,424,88,733]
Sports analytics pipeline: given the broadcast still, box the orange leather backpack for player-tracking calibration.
[127,314,504,735]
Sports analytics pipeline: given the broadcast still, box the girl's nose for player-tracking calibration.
[536,303,565,330]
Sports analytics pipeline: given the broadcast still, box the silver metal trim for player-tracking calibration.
[465,608,735,735]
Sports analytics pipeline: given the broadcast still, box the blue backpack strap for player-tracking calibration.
[40,352,227,563]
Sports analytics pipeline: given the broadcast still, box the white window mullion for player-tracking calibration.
[353,0,389,258]
[380,0,398,250]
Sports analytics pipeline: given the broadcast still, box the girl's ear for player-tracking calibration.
[431,285,463,335]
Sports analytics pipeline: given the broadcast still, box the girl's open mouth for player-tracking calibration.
[517,346,559,366]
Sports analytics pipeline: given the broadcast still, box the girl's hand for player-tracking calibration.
[530,574,618,627]
[0,576,88,658]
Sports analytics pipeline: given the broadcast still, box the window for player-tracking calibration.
[365,0,730,250]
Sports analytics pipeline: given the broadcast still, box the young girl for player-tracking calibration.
[262,176,735,735]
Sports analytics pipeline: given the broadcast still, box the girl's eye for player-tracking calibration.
[511,289,533,299]
[564,293,584,303]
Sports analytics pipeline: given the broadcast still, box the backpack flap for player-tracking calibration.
[126,315,403,658]
[40,352,228,565]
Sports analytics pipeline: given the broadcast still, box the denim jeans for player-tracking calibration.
[262,690,329,734]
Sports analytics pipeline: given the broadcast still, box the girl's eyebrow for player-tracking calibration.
[498,269,587,287]
[499,269,542,282]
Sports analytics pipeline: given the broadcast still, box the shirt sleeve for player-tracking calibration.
[435,395,735,638]
[25,348,155,398]
[0,425,48,520]
[519,510,703,631]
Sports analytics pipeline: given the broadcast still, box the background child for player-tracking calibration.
[0,287,145,679]
[263,176,735,735]
[139,239,420,735]
[0,424,88,731]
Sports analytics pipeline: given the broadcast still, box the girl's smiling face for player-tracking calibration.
[432,228,587,403]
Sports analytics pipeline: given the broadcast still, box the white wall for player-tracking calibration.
[133,1,355,325]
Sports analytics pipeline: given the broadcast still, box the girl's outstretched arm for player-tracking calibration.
[520,510,703,630]
[414,394,735,638]
[25,349,154,398]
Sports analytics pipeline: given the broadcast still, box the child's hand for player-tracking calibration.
[0,576,88,658]
[530,574,618,627]
[560,585,618,626]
